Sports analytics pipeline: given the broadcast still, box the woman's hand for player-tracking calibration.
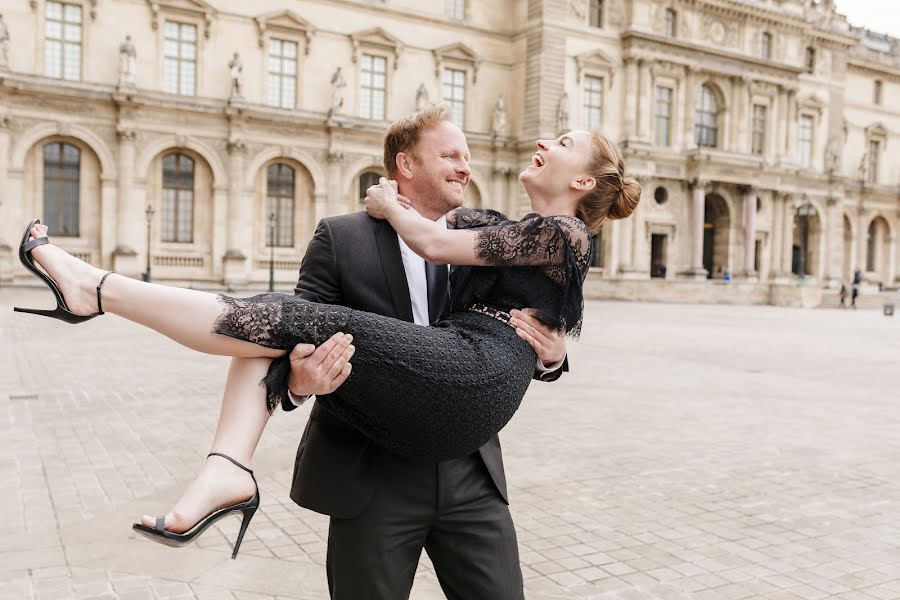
[365,177,411,219]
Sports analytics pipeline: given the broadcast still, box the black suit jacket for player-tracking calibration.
[288,211,566,519]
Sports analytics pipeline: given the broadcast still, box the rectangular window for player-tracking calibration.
[45,2,82,81]
[43,143,81,237]
[761,32,772,60]
[867,140,879,183]
[267,39,297,109]
[799,115,813,167]
[446,0,465,20]
[582,75,603,130]
[873,80,883,105]
[163,22,197,95]
[443,68,466,127]
[161,154,194,243]
[589,0,602,28]
[751,104,767,155]
[654,86,672,146]
[664,9,676,38]
[359,54,387,120]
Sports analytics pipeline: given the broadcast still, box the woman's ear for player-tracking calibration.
[569,176,596,192]
[396,152,414,179]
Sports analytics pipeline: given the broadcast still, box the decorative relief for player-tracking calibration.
[147,0,215,38]
[351,27,404,70]
[254,10,315,54]
[432,42,481,83]
[702,15,738,48]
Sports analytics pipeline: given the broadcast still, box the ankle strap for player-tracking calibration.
[96,271,113,315]
[207,452,254,477]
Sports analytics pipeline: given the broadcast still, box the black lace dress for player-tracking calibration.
[213,209,591,460]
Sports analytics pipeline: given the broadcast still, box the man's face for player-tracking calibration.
[400,121,471,217]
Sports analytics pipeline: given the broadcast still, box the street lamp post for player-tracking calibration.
[268,211,276,292]
[144,204,155,282]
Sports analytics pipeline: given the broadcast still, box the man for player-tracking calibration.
[285,104,567,599]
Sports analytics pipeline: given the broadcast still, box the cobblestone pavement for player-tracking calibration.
[2,286,900,600]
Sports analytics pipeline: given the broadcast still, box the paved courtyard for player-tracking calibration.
[2,286,899,600]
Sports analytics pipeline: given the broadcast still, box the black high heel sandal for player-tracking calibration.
[13,219,113,324]
[132,452,260,560]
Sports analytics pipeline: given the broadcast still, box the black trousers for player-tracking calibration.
[326,448,524,600]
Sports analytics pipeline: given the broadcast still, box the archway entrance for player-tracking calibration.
[867,216,891,284]
[791,202,821,279]
[703,194,730,279]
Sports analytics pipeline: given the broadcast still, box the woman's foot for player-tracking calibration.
[27,223,107,316]
[140,454,257,533]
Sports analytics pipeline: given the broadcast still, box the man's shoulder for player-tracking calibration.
[320,211,377,231]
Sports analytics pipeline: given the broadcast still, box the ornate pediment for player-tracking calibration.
[797,92,825,117]
[147,0,215,37]
[865,122,888,140]
[350,28,404,68]
[575,49,616,84]
[432,42,481,82]
[254,10,315,54]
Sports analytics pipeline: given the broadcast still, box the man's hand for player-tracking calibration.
[510,308,566,366]
[288,332,356,397]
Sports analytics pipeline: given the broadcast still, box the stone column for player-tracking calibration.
[781,195,796,279]
[637,59,653,141]
[856,207,868,276]
[100,179,118,270]
[112,129,143,276]
[888,233,897,285]
[823,196,843,288]
[223,141,249,287]
[785,88,798,163]
[683,66,698,150]
[621,180,649,278]
[624,58,639,139]
[683,180,707,279]
[0,115,12,283]
[617,209,634,273]
[741,186,757,279]
[774,86,787,163]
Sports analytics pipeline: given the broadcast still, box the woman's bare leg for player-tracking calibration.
[26,224,283,359]
[140,357,271,532]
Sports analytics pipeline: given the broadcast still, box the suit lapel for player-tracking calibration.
[373,220,414,322]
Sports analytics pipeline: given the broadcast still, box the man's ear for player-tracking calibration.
[396,152,415,179]
[570,176,596,192]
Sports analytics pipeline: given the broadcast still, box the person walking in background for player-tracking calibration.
[839,284,848,308]
[851,282,859,309]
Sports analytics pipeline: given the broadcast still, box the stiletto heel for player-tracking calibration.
[132,452,260,560]
[231,505,258,559]
[13,219,112,324]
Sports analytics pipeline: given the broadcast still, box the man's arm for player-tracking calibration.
[284,219,353,409]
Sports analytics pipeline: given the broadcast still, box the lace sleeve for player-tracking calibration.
[446,207,509,230]
[473,215,591,270]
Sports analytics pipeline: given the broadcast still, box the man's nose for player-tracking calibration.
[457,161,471,179]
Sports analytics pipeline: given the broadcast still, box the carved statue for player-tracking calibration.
[491,95,507,138]
[118,35,137,88]
[557,92,570,135]
[857,151,868,183]
[329,67,347,116]
[824,135,842,174]
[0,14,9,69]
[415,83,429,110]
[228,52,243,98]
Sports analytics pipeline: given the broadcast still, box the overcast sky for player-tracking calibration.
[833,0,900,38]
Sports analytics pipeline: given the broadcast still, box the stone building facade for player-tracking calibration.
[0,0,898,301]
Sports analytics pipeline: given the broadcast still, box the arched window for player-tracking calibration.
[694,85,719,148]
[761,32,772,59]
[161,153,194,243]
[805,47,816,74]
[664,9,676,38]
[43,142,81,237]
[266,163,295,247]
[358,170,382,205]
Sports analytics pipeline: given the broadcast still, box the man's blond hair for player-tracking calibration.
[383,103,454,178]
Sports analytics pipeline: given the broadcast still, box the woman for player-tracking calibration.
[16,130,640,557]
